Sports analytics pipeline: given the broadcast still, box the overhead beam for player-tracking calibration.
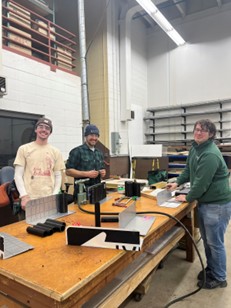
[173,0,186,17]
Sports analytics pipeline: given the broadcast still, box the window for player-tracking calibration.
[0,111,41,168]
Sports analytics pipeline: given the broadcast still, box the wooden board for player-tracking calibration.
[7,1,31,28]
[104,178,148,189]
[141,190,157,200]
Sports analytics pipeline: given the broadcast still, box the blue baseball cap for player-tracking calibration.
[84,124,100,136]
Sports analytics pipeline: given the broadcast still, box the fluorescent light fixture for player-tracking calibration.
[136,0,156,14]
[153,10,173,32]
[136,0,185,46]
[167,29,186,46]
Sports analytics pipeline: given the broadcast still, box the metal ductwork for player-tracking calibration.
[77,0,90,133]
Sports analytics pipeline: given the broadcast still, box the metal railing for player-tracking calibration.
[2,0,77,74]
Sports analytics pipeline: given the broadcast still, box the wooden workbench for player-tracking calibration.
[0,193,195,307]
[104,178,148,189]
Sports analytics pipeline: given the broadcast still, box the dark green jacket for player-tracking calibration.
[176,140,231,204]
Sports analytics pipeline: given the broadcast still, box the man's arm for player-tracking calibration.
[66,146,104,179]
[66,168,100,179]
[14,165,30,209]
[53,171,62,194]
[99,169,106,178]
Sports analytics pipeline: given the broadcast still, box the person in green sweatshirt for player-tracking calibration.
[167,119,231,289]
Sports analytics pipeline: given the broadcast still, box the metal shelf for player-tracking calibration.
[144,109,231,121]
[144,99,231,145]
[145,128,230,136]
[146,98,231,112]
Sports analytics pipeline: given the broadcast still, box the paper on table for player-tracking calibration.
[159,197,182,208]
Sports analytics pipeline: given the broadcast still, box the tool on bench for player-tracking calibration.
[112,196,132,207]
[75,178,90,205]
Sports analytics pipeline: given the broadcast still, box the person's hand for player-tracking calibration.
[20,195,30,210]
[87,170,100,178]
[99,169,106,178]
[175,194,187,202]
[166,182,178,191]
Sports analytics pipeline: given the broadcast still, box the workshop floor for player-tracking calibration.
[122,223,231,308]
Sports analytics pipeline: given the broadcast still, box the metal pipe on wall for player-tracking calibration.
[77,0,90,137]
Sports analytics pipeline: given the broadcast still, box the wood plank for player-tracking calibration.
[134,269,156,296]
[0,292,23,307]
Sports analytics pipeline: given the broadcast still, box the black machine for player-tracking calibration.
[86,182,107,228]
[87,182,106,204]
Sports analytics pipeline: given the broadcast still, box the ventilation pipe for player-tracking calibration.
[78,0,90,138]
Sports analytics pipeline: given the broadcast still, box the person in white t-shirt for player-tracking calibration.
[14,117,65,209]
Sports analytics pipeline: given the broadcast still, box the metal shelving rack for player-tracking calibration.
[168,154,187,178]
[144,99,231,146]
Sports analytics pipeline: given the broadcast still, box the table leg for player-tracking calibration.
[181,209,195,262]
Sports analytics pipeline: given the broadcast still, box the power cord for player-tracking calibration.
[78,204,206,307]
[137,210,205,308]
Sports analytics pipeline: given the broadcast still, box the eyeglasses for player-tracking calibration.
[37,124,51,131]
[194,128,208,134]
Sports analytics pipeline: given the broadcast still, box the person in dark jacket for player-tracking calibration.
[167,119,231,289]
[65,124,106,199]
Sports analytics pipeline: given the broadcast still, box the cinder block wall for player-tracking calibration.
[1,51,82,160]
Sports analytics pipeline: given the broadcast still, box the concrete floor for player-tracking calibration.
[122,223,231,308]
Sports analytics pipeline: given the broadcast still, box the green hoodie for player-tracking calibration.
[176,140,231,204]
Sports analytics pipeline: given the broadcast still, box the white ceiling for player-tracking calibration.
[132,0,231,28]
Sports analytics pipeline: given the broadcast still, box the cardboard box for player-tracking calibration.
[57,62,73,70]
[32,19,55,40]
[7,2,31,28]
[7,27,31,55]
[57,47,72,62]
[56,46,72,70]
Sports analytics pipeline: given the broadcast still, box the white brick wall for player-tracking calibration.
[1,50,82,160]
[107,3,148,155]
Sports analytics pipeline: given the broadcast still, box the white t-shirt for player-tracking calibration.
[14,142,65,199]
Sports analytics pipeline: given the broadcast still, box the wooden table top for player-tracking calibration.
[0,192,193,306]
